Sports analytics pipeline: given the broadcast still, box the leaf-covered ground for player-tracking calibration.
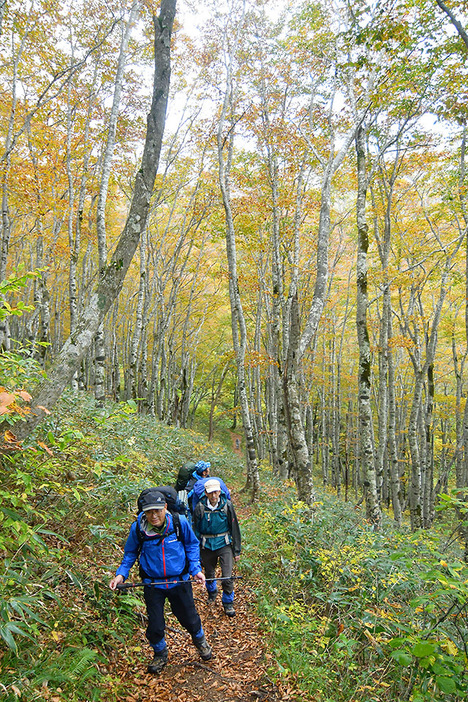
[105,585,275,701]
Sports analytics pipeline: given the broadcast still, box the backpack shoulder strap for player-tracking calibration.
[171,512,185,544]
[136,513,184,548]
[135,519,144,556]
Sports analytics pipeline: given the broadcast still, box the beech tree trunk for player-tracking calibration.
[284,293,315,504]
[15,0,177,440]
[387,309,402,526]
[355,124,381,528]
[96,3,138,406]
[216,29,260,501]
[461,121,468,561]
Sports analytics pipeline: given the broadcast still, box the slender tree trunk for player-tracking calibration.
[388,310,402,526]
[405,260,454,529]
[95,3,138,406]
[129,227,147,399]
[1,31,27,290]
[330,332,341,496]
[65,70,79,393]
[216,28,260,501]
[355,124,381,528]
[461,121,468,560]
[422,363,435,527]
[208,362,230,442]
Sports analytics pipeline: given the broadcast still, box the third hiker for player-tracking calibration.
[192,478,241,617]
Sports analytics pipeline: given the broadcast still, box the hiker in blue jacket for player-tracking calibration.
[184,460,211,515]
[192,479,241,617]
[109,489,212,674]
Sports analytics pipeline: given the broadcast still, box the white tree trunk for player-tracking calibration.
[355,124,381,528]
[216,43,260,500]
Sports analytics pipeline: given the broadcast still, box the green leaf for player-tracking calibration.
[436,676,456,693]
[65,570,83,588]
[0,626,18,652]
[5,621,31,638]
[72,487,81,501]
[391,650,412,666]
[412,642,437,657]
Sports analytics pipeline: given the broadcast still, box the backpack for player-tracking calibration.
[175,461,197,492]
[189,477,231,513]
[137,485,187,517]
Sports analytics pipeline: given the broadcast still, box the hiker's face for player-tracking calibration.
[201,468,210,478]
[145,507,166,528]
[206,489,221,506]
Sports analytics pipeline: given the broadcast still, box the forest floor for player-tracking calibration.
[99,500,298,702]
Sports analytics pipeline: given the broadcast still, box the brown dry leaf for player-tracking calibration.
[17,390,32,401]
[4,431,19,446]
[0,391,15,407]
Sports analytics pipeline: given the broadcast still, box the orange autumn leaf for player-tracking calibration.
[36,405,51,414]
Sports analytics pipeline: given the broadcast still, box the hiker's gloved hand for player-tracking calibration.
[110,574,125,590]
[193,571,206,585]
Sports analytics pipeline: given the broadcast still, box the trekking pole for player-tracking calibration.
[116,575,243,590]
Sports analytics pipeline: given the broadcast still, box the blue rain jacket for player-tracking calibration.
[116,512,201,588]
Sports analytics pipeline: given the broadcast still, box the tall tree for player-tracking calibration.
[216,1,260,501]
[355,123,382,527]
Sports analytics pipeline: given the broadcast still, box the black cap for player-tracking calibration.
[139,490,166,511]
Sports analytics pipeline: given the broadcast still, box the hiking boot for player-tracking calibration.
[207,590,218,602]
[147,647,168,674]
[223,602,235,617]
[193,634,212,661]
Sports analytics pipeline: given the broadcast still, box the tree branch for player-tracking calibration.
[435,0,468,50]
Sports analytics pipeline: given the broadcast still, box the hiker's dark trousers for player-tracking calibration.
[144,581,202,646]
[201,545,234,595]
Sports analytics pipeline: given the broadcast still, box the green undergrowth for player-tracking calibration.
[2,391,467,701]
[0,392,244,701]
[244,484,468,702]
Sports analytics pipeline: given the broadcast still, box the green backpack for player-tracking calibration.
[175,461,196,492]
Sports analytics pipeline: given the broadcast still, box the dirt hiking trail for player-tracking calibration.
[103,501,299,702]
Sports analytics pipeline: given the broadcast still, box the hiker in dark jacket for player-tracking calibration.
[109,489,212,674]
[192,479,241,617]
